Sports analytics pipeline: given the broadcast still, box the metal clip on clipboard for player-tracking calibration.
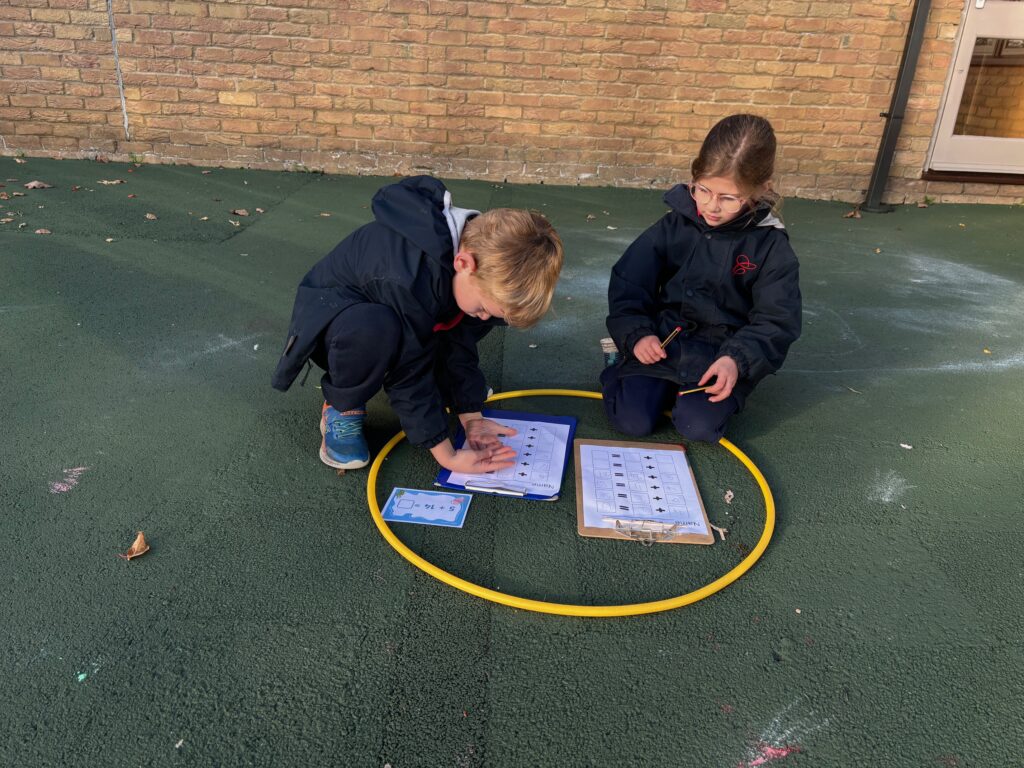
[601,517,681,546]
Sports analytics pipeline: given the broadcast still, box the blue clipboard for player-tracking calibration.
[434,408,578,501]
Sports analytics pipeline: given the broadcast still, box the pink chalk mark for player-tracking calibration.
[741,743,802,767]
[49,466,89,494]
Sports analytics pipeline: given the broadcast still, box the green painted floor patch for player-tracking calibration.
[2,156,1022,766]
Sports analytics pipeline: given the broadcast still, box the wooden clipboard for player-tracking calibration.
[573,439,715,545]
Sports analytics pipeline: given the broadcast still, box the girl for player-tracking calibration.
[602,114,801,442]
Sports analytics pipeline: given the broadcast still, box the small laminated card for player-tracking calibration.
[381,488,473,528]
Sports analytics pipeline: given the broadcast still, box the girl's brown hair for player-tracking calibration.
[691,114,780,210]
[460,209,563,329]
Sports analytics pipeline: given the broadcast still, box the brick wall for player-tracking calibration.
[1,0,1021,205]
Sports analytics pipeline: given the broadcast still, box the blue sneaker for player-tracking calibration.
[320,402,369,470]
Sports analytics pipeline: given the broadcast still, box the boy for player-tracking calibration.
[272,176,564,473]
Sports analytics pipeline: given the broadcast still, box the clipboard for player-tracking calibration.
[573,438,714,545]
[435,408,577,501]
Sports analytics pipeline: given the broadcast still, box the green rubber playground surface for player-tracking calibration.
[2,157,1022,766]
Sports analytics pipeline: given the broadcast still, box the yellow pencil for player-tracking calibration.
[659,326,682,349]
[677,386,709,397]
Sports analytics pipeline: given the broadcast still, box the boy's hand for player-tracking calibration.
[699,356,739,402]
[632,335,667,365]
[446,446,518,474]
[431,438,517,474]
[462,416,518,451]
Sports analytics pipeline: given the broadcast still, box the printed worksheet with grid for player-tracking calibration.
[438,411,575,500]
[578,442,709,536]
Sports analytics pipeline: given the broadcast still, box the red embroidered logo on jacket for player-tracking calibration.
[732,254,757,275]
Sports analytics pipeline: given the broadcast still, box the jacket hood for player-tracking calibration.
[371,176,479,259]
[663,183,785,232]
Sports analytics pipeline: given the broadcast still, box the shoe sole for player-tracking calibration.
[320,407,369,470]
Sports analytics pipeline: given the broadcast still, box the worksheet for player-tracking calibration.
[436,409,576,501]
[574,439,713,544]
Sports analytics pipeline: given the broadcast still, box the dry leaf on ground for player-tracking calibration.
[97,179,126,185]
[15,158,27,164]
[145,212,157,220]
[724,489,734,504]
[24,180,52,189]
[231,208,249,216]
[843,208,861,219]
[117,531,150,560]
[228,219,240,227]
[35,229,51,235]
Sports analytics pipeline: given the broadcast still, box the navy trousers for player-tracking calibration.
[310,303,493,413]
[600,366,739,443]
[310,304,403,412]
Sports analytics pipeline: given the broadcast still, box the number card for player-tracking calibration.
[381,488,473,528]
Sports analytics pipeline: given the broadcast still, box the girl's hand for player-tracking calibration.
[632,335,667,365]
[463,417,517,451]
[699,356,739,402]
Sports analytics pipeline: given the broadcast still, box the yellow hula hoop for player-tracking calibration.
[366,389,775,617]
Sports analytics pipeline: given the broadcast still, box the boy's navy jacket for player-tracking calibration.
[272,176,495,448]
[606,184,801,407]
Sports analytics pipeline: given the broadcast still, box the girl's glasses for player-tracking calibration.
[687,182,747,214]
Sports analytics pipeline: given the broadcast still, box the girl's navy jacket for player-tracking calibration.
[606,184,802,407]
[271,176,493,448]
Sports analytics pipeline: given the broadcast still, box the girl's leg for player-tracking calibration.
[671,393,739,443]
[600,367,674,437]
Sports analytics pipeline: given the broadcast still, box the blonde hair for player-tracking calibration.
[460,208,563,329]
[692,113,781,213]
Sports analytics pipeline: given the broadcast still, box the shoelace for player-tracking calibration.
[328,413,365,439]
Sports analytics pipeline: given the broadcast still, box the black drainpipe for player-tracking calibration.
[861,0,933,213]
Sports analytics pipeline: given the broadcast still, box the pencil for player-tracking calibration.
[678,386,709,397]
[659,326,682,349]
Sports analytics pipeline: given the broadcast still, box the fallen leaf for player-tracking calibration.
[336,468,346,477]
[845,386,862,394]
[35,228,51,235]
[874,248,881,254]
[0,218,13,224]
[528,343,538,349]
[118,531,150,560]
[899,443,913,450]
[586,214,596,221]
[724,489,734,504]
[15,157,27,163]
[319,212,331,217]
[127,194,136,199]
[97,179,125,185]
[199,216,209,221]
[0,192,7,200]
[843,208,861,219]
[231,208,249,216]
[201,170,211,175]
[606,225,618,230]
[255,207,264,214]
[145,212,157,220]
[958,223,966,228]
[105,237,114,242]
[24,180,52,189]
[11,191,24,197]
[71,185,81,192]
[228,219,240,227]
[917,202,928,208]
[983,348,991,355]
